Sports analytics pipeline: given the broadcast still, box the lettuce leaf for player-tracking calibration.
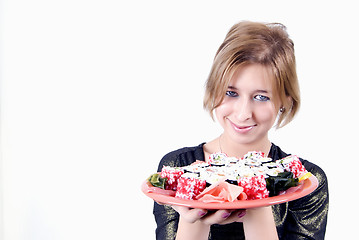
[147,173,167,189]
[265,172,299,197]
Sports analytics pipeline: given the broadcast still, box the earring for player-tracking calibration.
[279,107,285,113]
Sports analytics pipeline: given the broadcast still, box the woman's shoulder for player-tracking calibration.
[156,143,206,171]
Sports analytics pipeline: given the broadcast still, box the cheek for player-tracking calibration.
[214,103,232,123]
[254,105,277,124]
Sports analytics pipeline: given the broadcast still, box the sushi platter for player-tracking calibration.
[142,151,319,209]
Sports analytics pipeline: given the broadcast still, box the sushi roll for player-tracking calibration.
[160,166,184,191]
[208,152,228,167]
[175,174,206,200]
[209,160,226,167]
[237,175,269,200]
[260,157,273,164]
[225,173,238,185]
[263,162,278,169]
[242,151,265,160]
[182,163,207,175]
[277,155,307,178]
[227,157,240,164]
[243,151,266,167]
[265,167,284,177]
[209,152,228,161]
[237,165,255,178]
[200,169,220,186]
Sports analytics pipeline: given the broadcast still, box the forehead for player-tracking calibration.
[229,64,273,92]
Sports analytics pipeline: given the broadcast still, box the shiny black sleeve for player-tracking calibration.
[154,202,179,240]
[282,161,329,240]
[153,147,200,240]
[153,153,180,240]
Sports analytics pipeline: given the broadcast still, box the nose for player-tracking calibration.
[234,98,253,122]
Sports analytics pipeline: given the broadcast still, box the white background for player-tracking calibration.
[1,0,358,239]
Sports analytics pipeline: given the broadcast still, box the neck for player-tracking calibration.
[219,134,272,158]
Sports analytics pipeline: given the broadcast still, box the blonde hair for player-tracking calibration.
[203,21,300,128]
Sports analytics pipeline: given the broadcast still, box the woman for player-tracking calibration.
[153,21,329,240]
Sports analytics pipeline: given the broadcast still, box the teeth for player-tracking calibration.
[226,118,255,131]
[238,126,251,129]
[233,125,253,132]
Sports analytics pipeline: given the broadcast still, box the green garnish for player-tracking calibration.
[266,172,299,197]
[147,173,167,189]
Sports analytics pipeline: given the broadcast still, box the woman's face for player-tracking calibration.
[215,64,279,146]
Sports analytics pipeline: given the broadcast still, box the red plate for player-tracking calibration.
[141,175,318,209]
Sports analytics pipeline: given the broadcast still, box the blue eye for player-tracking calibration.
[226,91,238,97]
[254,95,270,101]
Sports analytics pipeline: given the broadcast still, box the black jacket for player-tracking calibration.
[153,143,329,240]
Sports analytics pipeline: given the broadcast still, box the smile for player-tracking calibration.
[227,118,257,134]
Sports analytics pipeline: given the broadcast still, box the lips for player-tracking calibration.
[226,118,256,134]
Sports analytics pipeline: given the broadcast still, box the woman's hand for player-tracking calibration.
[172,205,278,240]
[171,205,246,240]
[172,205,246,225]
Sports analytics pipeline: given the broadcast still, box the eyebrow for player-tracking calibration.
[228,86,270,93]
[256,89,270,94]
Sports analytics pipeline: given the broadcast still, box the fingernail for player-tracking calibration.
[198,211,207,217]
[222,212,231,218]
[238,211,246,218]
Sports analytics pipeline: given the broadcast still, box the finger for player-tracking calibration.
[201,209,233,225]
[171,206,208,223]
[218,209,247,224]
